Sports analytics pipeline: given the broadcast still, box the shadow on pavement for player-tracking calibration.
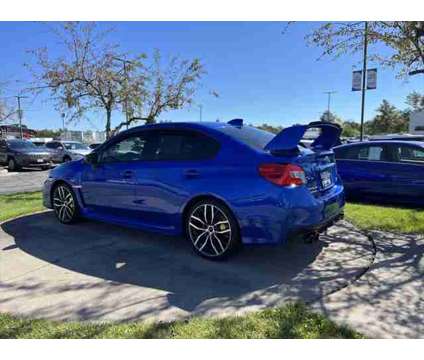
[0,212,372,321]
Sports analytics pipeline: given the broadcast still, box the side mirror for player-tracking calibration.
[85,152,98,165]
[57,146,64,150]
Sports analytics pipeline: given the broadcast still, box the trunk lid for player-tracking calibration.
[295,148,337,194]
[264,121,341,152]
[264,122,341,194]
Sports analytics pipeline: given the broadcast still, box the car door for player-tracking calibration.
[335,143,389,196]
[382,143,424,200]
[46,142,62,162]
[80,133,148,220]
[132,129,220,232]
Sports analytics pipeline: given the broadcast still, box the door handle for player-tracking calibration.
[184,169,200,178]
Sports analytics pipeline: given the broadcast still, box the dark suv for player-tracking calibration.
[0,139,53,171]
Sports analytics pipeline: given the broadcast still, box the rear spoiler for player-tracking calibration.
[264,121,342,152]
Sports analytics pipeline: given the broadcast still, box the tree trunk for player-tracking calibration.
[105,108,112,139]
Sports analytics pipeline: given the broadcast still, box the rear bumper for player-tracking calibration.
[235,183,345,245]
[289,210,344,241]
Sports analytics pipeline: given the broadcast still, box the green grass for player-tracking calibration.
[345,202,424,234]
[0,303,362,339]
[0,191,44,223]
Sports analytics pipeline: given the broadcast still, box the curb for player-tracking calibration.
[307,225,377,304]
[0,209,51,226]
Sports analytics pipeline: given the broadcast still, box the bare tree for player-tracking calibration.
[113,50,204,134]
[305,21,424,77]
[26,22,205,138]
[0,84,16,123]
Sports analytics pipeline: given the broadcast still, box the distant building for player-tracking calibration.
[60,130,106,144]
[409,111,424,135]
[0,124,36,139]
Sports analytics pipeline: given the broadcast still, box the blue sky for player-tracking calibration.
[1,21,423,131]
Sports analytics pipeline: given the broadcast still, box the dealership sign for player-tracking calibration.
[352,70,362,91]
[367,68,377,89]
[352,68,377,91]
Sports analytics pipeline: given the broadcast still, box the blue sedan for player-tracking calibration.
[334,140,424,205]
[43,120,344,259]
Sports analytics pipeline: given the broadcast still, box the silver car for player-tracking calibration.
[45,140,92,163]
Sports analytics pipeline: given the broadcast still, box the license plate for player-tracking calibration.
[37,159,44,163]
[320,170,332,188]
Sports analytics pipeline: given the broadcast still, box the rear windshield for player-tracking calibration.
[220,126,275,150]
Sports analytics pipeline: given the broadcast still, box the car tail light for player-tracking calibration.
[258,163,306,186]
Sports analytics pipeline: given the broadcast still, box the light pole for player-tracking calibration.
[360,21,368,141]
[15,95,28,139]
[112,56,133,130]
[61,113,66,139]
[198,104,203,122]
[323,91,337,121]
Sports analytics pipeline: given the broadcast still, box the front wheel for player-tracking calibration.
[8,158,20,172]
[52,183,79,224]
[186,199,240,260]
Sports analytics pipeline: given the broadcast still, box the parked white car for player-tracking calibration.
[45,140,92,163]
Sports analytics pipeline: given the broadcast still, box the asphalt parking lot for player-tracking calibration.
[0,168,49,194]
[0,213,373,323]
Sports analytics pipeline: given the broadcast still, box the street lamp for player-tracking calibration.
[323,91,337,121]
[112,56,134,130]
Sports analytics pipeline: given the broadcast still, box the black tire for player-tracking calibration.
[63,156,72,163]
[185,198,240,260]
[7,157,20,172]
[52,183,79,224]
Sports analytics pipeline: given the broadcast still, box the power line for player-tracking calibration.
[323,91,337,120]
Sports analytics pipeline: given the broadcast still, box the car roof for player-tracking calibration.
[47,140,80,143]
[335,140,424,148]
[125,121,239,133]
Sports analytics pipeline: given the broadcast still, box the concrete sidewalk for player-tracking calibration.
[0,214,373,323]
[312,230,424,338]
[1,211,421,338]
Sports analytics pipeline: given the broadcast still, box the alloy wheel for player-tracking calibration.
[53,185,76,223]
[188,203,232,257]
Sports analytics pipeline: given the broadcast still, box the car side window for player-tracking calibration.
[358,146,384,161]
[100,135,148,163]
[392,145,424,164]
[335,146,362,160]
[155,131,219,161]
